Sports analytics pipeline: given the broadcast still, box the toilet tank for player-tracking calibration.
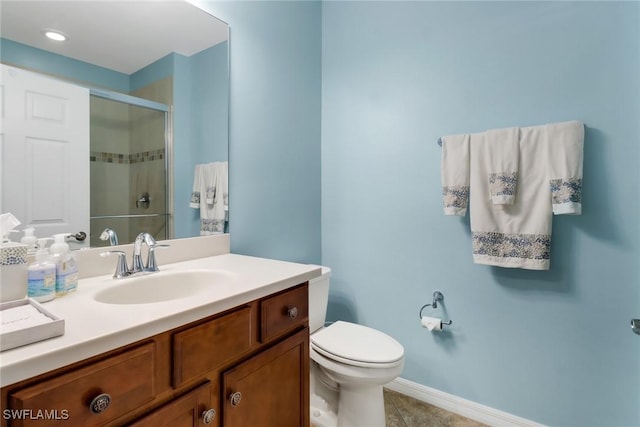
[308,266,331,333]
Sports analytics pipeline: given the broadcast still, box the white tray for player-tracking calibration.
[0,299,65,351]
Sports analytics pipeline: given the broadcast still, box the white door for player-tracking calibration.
[1,65,89,247]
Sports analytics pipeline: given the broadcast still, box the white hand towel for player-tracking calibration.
[440,134,470,216]
[189,164,204,208]
[198,162,227,235]
[544,121,584,215]
[484,127,520,205]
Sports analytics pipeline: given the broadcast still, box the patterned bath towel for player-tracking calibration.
[442,120,583,270]
[484,127,520,205]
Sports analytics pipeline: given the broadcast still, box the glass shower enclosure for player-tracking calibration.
[88,90,171,247]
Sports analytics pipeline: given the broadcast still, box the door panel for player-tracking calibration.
[1,65,89,244]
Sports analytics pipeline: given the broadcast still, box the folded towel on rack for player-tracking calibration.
[467,120,584,270]
[190,164,204,208]
[484,127,520,205]
[440,133,470,216]
[190,162,229,235]
[544,121,584,215]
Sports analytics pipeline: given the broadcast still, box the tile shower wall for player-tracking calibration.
[89,96,132,245]
[89,77,170,246]
[129,78,171,243]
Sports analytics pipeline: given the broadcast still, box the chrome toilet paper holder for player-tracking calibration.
[418,291,453,325]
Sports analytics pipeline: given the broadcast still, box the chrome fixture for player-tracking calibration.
[99,228,119,246]
[132,232,160,273]
[101,232,169,279]
[100,250,130,279]
[136,192,151,209]
[431,291,444,309]
[632,319,640,336]
[418,290,453,327]
[66,231,87,242]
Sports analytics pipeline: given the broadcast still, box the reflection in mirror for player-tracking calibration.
[0,0,229,248]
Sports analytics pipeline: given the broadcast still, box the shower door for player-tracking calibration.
[89,91,170,247]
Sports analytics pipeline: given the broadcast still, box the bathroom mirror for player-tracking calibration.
[0,0,229,248]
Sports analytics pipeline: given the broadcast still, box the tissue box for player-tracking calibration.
[0,298,65,351]
[0,242,28,302]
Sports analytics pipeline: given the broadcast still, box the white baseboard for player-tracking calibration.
[385,377,546,427]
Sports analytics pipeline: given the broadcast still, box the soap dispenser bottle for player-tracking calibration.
[20,227,37,255]
[50,233,78,296]
[27,238,56,302]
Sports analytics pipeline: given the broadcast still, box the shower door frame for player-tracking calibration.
[89,88,174,241]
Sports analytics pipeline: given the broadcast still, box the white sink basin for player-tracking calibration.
[94,269,233,304]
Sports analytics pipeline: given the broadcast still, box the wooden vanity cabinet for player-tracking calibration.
[129,381,212,427]
[222,329,309,427]
[1,283,310,427]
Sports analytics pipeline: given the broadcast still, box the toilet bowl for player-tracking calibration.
[308,267,404,427]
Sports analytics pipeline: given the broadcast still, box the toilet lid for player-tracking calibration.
[311,321,404,365]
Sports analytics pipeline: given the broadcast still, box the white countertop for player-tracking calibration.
[0,253,321,387]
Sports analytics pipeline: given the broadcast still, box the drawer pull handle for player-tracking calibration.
[288,307,298,319]
[202,408,216,424]
[229,391,242,407]
[89,393,111,414]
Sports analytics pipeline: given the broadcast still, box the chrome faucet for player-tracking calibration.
[131,232,156,273]
[101,232,169,279]
[131,232,170,274]
[99,228,119,246]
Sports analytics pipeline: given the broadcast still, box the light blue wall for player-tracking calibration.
[173,43,230,239]
[0,39,129,91]
[191,42,229,163]
[200,1,322,263]
[322,2,639,426]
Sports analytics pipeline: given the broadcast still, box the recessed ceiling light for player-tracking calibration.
[43,30,67,42]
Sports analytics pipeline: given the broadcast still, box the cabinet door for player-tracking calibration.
[222,328,309,427]
[172,306,253,388]
[130,382,214,427]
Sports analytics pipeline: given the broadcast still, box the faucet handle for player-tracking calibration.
[100,251,130,279]
[146,244,170,272]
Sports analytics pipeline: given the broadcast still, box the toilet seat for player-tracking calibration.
[311,321,404,368]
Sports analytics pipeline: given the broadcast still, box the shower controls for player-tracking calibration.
[632,319,640,336]
[136,192,151,209]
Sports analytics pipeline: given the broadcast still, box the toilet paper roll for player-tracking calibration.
[421,316,442,332]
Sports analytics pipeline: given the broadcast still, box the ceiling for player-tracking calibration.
[0,0,228,75]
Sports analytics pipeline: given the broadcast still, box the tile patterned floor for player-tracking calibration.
[384,389,488,427]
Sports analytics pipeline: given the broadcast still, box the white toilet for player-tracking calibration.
[308,267,405,427]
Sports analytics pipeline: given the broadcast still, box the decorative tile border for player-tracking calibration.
[90,148,164,164]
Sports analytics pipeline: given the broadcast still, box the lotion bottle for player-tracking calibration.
[50,233,79,296]
[27,238,56,302]
[20,227,37,255]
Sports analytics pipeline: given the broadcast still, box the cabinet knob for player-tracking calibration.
[288,307,298,319]
[89,393,111,414]
[202,408,216,424]
[229,391,242,407]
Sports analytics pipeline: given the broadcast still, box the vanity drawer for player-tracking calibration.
[172,306,253,388]
[260,284,308,343]
[9,342,156,427]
